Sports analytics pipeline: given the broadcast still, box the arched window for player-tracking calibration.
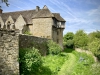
[12,23,16,29]
[0,22,1,28]
[7,21,11,29]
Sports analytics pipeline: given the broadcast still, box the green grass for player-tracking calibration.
[71,51,95,75]
[41,53,69,75]
[58,53,76,75]
[32,48,96,75]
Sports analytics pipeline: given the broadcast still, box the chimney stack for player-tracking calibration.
[0,9,3,14]
[36,6,40,12]
[0,6,3,14]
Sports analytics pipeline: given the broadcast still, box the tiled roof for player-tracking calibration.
[0,5,65,24]
[53,13,66,22]
[33,5,54,18]
[0,10,37,24]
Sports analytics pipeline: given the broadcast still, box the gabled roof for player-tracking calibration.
[53,13,66,22]
[0,10,37,24]
[15,14,26,24]
[32,5,65,22]
[33,5,54,18]
[5,15,15,24]
[0,5,66,24]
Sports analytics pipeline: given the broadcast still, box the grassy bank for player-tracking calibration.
[35,48,95,75]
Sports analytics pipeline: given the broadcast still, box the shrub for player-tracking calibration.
[47,40,62,55]
[63,32,74,48]
[88,38,100,60]
[74,30,88,49]
[19,47,42,75]
[66,39,74,48]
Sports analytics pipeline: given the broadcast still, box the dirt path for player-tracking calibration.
[58,53,76,75]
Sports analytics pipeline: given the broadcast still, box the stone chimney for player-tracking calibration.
[43,5,48,9]
[0,9,3,14]
[36,6,40,12]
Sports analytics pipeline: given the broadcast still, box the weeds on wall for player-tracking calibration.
[24,31,32,35]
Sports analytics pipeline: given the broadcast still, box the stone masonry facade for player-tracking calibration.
[19,34,48,56]
[0,29,48,75]
[0,5,66,74]
[32,18,53,39]
[0,5,66,48]
[0,30,19,75]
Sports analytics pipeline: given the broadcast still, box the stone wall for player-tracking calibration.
[0,29,19,75]
[0,29,49,75]
[19,34,48,56]
[57,29,64,49]
[52,27,64,49]
[52,27,57,43]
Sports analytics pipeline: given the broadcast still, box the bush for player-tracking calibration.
[47,40,62,55]
[74,30,88,49]
[66,39,74,48]
[63,32,74,48]
[88,38,100,60]
[19,47,42,75]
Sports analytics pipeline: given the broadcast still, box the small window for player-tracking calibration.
[7,25,10,29]
[57,22,61,25]
[12,24,16,29]
[61,22,65,25]
[7,21,11,29]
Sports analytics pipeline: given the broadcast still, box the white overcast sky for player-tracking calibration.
[0,0,100,35]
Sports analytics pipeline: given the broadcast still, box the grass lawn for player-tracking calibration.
[40,52,69,75]
[35,48,95,75]
[58,53,76,75]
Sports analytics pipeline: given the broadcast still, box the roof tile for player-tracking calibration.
[0,6,66,24]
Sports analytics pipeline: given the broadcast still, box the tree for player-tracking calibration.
[88,30,100,42]
[1,0,9,7]
[63,32,74,41]
[63,32,74,48]
[74,30,88,49]
[88,39,100,58]
[88,31,100,60]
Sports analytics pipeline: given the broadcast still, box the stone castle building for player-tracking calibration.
[0,5,66,48]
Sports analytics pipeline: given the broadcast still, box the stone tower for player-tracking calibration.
[32,5,66,48]
[0,5,66,48]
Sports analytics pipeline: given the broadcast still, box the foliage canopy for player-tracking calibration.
[63,32,74,48]
[19,47,42,75]
[74,30,88,49]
